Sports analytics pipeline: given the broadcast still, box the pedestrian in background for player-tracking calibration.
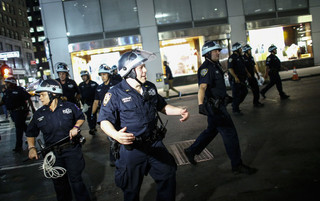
[164,61,181,99]
[26,79,91,201]
[0,77,35,152]
[0,85,8,119]
[260,45,290,100]
[242,44,264,107]
[79,70,98,135]
[228,42,250,115]
[99,49,189,201]
[55,62,81,107]
[184,41,257,175]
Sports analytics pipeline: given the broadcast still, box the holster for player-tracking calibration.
[110,139,121,159]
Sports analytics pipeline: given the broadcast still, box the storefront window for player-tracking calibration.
[63,0,103,36]
[248,22,313,62]
[191,0,227,21]
[154,0,192,25]
[276,0,308,11]
[100,0,139,32]
[243,0,275,15]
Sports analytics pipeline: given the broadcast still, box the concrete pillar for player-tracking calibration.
[136,0,163,88]
[310,0,320,66]
[226,0,247,45]
[40,0,72,79]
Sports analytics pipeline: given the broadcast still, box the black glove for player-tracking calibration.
[199,104,208,116]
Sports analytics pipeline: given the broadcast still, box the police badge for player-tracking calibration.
[103,92,112,106]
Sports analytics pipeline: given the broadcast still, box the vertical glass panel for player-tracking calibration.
[191,0,227,21]
[243,0,275,15]
[63,0,103,36]
[154,0,192,24]
[100,0,139,32]
[276,0,308,11]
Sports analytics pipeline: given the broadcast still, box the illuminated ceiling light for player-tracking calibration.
[155,13,169,19]
[214,8,218,11]
[66,32,70,36]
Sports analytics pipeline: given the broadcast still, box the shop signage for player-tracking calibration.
[30,60,37,65]
[0,51,20,60]
[12,68,26,75]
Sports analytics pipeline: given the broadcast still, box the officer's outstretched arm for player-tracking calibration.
[27,137,38,160]
[100,120,135,145]
[161,105,189,122]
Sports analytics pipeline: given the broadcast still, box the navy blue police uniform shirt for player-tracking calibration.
[98,79,167,137]
[26,100,85,145]
[2,86,31,110]
[56,78,80,104]
[79,80,98,105]
[266,54,281,72]
[112,74,123,82]
[198,59,227,99]
[228,53,248,81]
[243,54,256,77]
[94,79,120,103]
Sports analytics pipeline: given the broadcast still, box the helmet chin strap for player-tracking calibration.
[127,69,143,85]
[47,93,60,107]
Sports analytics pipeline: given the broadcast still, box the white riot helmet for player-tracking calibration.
[55,62,69,73]
[98,64,112,75]
[201,41,222,56]
[4,77,17,85]
[242,44,252,52]
[35,79,63,95]
[268,44,277,52]
[118,49,156,78]
[232,42,242,52]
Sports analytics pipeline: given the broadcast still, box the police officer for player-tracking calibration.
[111,65,122,82]
[91,64,120,166]
[0,77,35,152]
[228,42,250,115]
[99,49,189,201]
[26,79,91,201]
[260,45,290,99]
[79,70,98,135]
[242,44,264,107]
[184,41,256,175]
[55,62,81,106]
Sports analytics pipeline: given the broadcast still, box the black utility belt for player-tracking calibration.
[52,142,77,154]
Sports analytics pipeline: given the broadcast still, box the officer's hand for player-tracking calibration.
[199,104,207,116]
[69,127,79,139]
[235,77,240,83]
[28,148,38,160]
[179,108,189,122]
[116,127,135,145]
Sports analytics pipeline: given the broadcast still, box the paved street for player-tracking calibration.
[0,71,320,201]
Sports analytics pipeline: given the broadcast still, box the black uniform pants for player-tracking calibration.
[84,105,96,130]
[247,76,260,104]
[231,82,248,112]
[52,146,91,201]
[188,106,242,168]
[10,110,28,149]
[115,141,177,201]
[261,71,285,96]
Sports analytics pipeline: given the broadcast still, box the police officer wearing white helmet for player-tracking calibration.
[184,41,257,175]
[111,64,122,82]
[98,49,189,201]
[260,45,290,99]
[55,62,81,106]
[26,79,91,201]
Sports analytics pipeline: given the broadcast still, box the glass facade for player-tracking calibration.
[243,0,275,15]
[191,0,227,21]
[276,0,308,11]
[100,0,139,32]
[154,0,192,24]
[63,0,103,36]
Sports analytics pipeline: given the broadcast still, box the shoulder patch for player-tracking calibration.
[103,92,112,106]
[200,69,208,77]
[228,58,233,63]
[267,58,271,61]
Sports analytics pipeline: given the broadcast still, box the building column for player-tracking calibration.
[136,0,163,88]
[40,0,72,79]
[310,0,320,66]
[226,0,247,45]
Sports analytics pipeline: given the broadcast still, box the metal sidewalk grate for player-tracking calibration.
[168,140,214,166]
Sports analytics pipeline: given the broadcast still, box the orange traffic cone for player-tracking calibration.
[292,67,300,81]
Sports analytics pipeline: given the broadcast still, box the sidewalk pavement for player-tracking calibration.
[158,66,320,98]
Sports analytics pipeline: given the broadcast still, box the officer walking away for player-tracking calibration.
[111,65,123,82]
[260,45,290,100]
[99,49,189,201]
[55,62,81,106]
[228,42,250,115]
[26,79,91,201]
[0,77,35,152]
[164,61,181,99]
[242,44,264,107]
[92,64,120,166]
[184,41,257,175]
[79,70,98,135]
